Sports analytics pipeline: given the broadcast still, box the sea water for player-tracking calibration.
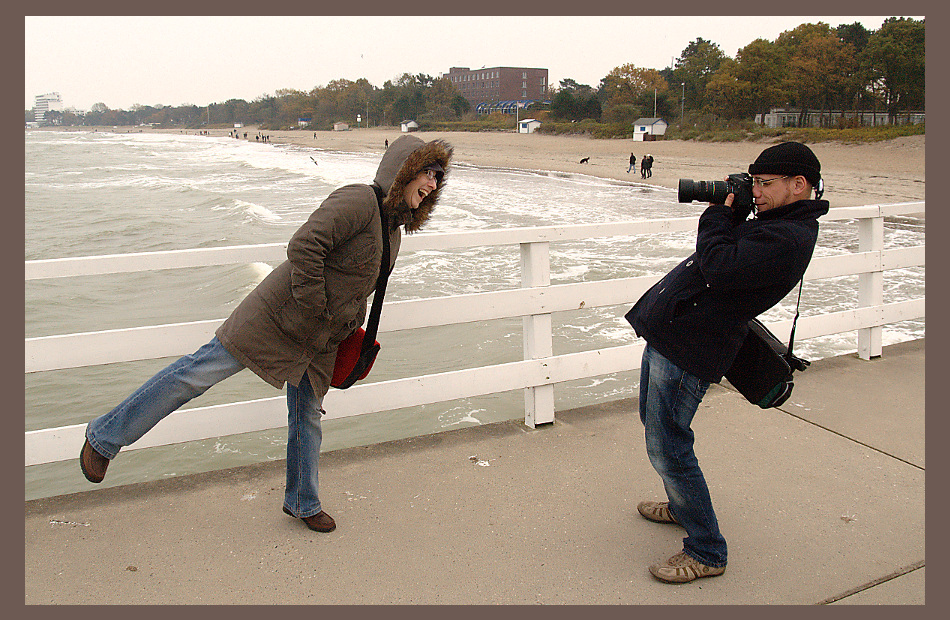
[24,129,925,499]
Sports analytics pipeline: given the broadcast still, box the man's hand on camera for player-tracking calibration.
[709,176,735,209]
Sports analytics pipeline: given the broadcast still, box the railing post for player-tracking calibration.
[858,214,884,359]
[521,241,554,427]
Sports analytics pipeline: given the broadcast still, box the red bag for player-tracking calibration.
[331,328,380,389]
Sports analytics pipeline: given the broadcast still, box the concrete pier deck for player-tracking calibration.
[25,339,925,604]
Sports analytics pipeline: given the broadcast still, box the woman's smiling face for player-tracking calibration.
[403,169,439,210]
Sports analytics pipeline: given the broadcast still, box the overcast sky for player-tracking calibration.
[25,15,912,111]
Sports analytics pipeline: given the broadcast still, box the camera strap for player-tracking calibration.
[785,279,810,371]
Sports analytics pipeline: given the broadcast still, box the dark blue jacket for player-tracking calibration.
[625,199,829,383]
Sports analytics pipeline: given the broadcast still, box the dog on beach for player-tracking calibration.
[579,157,590,164]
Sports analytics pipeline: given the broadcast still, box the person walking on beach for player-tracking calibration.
[643,154,654,178]
[80,135,453,534]
[627,153,636,174]
[624,142,828,583]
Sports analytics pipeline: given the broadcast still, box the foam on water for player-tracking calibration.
[234,199,282,224]
[250,262,275,281]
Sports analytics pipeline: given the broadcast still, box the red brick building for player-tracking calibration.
[445,66,549,113]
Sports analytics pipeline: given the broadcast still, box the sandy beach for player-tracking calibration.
[124,125,926,209]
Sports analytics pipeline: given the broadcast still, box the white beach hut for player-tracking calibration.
[632,118,668,141]
[518,119,541,134]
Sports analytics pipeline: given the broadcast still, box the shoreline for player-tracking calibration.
[47,125,925,209]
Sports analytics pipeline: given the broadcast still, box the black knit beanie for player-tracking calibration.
[748,142,821,186]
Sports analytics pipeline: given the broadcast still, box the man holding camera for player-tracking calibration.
[624,142,829,583]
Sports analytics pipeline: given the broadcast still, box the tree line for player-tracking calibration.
[554,18,924,128]
[33,72,470,130]
[31,18,923,131]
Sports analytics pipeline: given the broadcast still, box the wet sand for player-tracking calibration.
[270,128,926,210]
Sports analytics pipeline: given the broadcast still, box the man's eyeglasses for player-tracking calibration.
[423,169,440,181]
[751,175,791,188]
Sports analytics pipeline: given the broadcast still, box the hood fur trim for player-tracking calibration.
[382,138,453,234]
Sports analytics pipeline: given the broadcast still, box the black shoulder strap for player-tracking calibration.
[360,185,391,354]
[785,279,810,371]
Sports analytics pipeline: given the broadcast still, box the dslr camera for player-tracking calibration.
[678,172,755,221]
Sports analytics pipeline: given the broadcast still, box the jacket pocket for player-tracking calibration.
[277,296,318,343]
[663,259,706,322]
[327,237,378,276]
[669,289,705,325]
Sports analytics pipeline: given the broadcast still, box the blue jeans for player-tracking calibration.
[86,336,326,518]
[284,369,326,518]
[639,344,727,568]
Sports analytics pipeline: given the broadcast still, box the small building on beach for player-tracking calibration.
[632,118,667,141]
[518,119,541,134]
[400,120,420,133]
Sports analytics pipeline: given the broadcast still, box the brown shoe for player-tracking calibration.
[650,550,726,583]
[637,500,679,525]
[283,506,336,532]
[80,439,109,483]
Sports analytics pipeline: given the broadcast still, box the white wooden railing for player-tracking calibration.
[25,202,925,466]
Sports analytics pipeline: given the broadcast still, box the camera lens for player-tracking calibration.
[678,179,730,204]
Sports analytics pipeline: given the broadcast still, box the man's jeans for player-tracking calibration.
[86,336,327,518]
[639,344,727,568]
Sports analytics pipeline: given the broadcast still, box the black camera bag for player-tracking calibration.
[725,281,810,408]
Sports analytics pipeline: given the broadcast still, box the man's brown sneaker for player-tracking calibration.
[637,500,679,525]
[649,550,726,583]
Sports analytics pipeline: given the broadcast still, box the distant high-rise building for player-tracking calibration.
[444,67,549,114]
[34,92,63,124]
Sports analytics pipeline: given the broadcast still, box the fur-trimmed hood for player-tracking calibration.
[373,135,453,234]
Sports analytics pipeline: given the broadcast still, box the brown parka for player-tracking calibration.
[215,135,453,397]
